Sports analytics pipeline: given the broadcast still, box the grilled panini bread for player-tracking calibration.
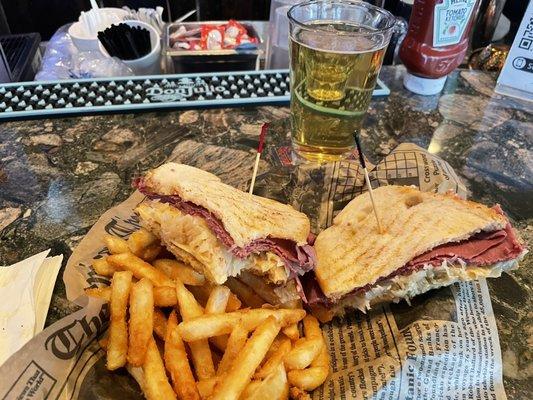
[309,185,526,321]
[136,200,290,285]
[134,163,316,287]
[139,163,310,246]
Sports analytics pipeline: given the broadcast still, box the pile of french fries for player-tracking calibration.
[86,229,330,400]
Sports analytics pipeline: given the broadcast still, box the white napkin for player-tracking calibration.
[0,250,63,365]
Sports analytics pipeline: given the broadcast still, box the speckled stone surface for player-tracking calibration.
[0,66,531,398]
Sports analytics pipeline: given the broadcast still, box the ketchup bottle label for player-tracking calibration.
[433,0,477,47]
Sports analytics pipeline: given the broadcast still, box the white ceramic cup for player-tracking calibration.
[99,20,161,76]
[69,8,129,52]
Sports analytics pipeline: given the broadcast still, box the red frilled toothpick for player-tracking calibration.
[249,123,269,194]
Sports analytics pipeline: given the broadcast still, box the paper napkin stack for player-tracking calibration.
[0,250,62,365]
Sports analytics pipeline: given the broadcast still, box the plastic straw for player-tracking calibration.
[98,24,152,60]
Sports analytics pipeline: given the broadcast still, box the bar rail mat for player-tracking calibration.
[0,69,390,120]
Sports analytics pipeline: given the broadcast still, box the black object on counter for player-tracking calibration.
[471,0,507,50]
[98,24,151,60]
[0,33,41,83]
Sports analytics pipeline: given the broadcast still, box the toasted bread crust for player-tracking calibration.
[141,163,310,247]
[315,185,507,299]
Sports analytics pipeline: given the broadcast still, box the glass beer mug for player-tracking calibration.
[288,1,394,162]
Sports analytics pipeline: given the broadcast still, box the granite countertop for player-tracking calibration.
[0,65,531,397]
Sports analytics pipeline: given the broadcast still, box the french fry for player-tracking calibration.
[216,322,248,375]
[175,279,214,380]
[153,286,177,307]
[211,316,281,400]
[127,228,158,256]
[287,367,329,392]
[225,278,265,308]
[99,337,108,350]
[178,309,306,342]
[164,311,201,400]
[205,286,231,355]
[205,286,231,314]
[106,271,132,370]
[107,253,174,287]
[312,344,330,370]
[266,335,289,359]
[254,337,291,379]
[127,278,154,367]
[104,234,130,254]
[153,308,168,340]
[175,278,205,319]
[88,285,180,309]
[189,340,215,381]
[283,338,322,370]
[86,286,175,308]
[303,316,330,369]
[281,301,301,341]
[240,381,262,399]
[153,259,206,286]
[92,258,116,277]
[157,284,237,310]
[245,363,289,400]
[197,377,220,399]
[189,284,241,311]
[85,287,111,302]
[142,337,177,400]
[302,315,322,341]
[289,386,312,400]
[287,316,329,391]
[139,244,163,262]
[282,324,300,341]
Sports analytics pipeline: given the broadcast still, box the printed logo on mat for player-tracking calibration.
[146,77,226,102]
[2,361,56,400]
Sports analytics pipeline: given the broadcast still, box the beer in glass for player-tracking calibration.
[288,1,394,161]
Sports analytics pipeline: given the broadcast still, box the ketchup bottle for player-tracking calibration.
[399,0,480,95]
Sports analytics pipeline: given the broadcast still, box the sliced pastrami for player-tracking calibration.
[402,206,522,273]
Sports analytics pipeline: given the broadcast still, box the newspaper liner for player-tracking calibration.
[0,143,508,400]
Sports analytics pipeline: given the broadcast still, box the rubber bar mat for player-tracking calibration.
[0,69,390,120]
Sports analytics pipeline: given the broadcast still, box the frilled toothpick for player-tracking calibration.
[249,123,269,194]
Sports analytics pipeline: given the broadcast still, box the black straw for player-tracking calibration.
[98,23,151,60]
[353,130,383,233]
[353,132,366,169]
